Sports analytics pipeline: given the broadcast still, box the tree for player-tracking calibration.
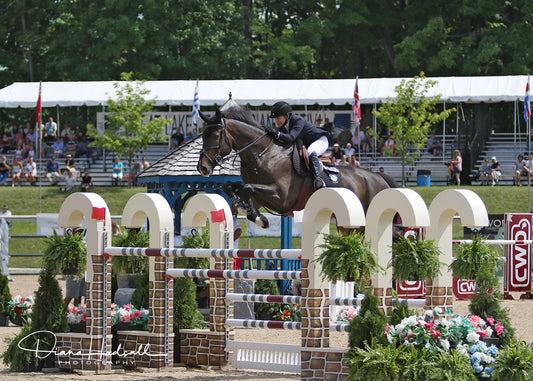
[372,73,454,186]
[87,72,169,187]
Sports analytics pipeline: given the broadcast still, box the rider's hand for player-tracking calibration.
[264,125,279,139]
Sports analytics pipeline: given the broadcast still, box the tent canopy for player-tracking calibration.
[0,76,528,108]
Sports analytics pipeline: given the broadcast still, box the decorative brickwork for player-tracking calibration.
[425,279,454,312]
[179,330,233,367]
[301,348,350,381]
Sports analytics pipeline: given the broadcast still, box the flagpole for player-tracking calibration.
[35,81,42,214]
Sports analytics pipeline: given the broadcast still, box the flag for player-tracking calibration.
[36,81,42,125]
[91,207,106,220]
[210,209,226,224]
[352,77,361,126]
[525,75,531,123]
[192,79,200,126]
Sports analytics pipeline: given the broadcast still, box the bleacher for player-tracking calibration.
[2,143,173,187]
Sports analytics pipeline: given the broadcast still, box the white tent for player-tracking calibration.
[0,76,529,108]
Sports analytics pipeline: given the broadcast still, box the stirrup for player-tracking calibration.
[313,177,326,189]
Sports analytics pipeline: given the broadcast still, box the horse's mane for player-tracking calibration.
[221,106,262,129]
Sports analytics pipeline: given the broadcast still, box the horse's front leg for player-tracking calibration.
[222,181,247,214]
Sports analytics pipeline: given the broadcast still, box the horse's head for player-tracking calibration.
[197,109,233,176]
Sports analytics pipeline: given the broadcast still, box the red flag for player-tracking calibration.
[210,209,227,224]
[352,77,361,126]
[91,207,106,220]
[36,82,42,125]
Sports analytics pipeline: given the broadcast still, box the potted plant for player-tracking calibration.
[66,303,87,332]
[449,236,498,281]
[112,229,149,288]
[315,231,383,291]
[0,272,11,326]
[41,230,86,278]
[7,295,34,326]
[391,235,443,282]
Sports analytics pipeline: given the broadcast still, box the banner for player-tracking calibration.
[504,213,532,293]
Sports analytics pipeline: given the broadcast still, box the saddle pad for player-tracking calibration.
[321,165,342,187]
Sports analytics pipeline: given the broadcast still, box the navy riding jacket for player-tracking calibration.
[276,114,329,147]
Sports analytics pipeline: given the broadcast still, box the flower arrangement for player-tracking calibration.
[384,308,501,377]
[468,314,504,338]
[66,304,87,324]
[336,306,360,322]
[7,295,34,323]
[111,303,149,330]
[274,304,301,322]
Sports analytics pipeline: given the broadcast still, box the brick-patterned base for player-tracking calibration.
[425,282,454,312]
[115,331,173,368]
[179,330,232,367]
[55,333,112,371]
[301,348,350,381]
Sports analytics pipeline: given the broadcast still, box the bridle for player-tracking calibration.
[199,118,272,168]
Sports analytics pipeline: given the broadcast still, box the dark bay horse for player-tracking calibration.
[197,107,396,228]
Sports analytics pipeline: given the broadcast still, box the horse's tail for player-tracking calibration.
[378,172,398,188]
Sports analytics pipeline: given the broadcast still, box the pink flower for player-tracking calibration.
[495,322,504,336]
[430,329,441,340]
[424,321,434,330]
[477,330,487,338]
[407,332,415,339]
[486,317,495,325]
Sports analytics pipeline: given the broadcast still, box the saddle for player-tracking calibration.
[291,140,342,187]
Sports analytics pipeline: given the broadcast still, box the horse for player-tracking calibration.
[197,106,396,228]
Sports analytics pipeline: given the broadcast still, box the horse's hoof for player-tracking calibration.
[255,215,269,229]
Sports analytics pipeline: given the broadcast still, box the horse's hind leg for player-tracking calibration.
[236,184,269,229]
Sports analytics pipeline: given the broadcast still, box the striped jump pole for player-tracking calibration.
[226,319,301,330]
[104,247,301,259]
[330,323,350,332]
[226,293,301,305]
[166,268,301,281]
[452,240,533,245]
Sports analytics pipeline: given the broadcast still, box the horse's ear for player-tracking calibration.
[215,109,222,121]
[199,111,209,123]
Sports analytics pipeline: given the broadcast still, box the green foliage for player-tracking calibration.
[450,236,499,280]
[177,229,210,269]
[130,271,149,310]
[373,73,455,186]
[388,299,414,327]
[0,273,11,314]
[87,72,169,187]
[111,229,149,274]
[492,339,533,381]
[347,343,405,381]
[2,325,55,371]
[254,279,280,319]
[348,290,388,349]
[31,270,68,333]
[391,236,443,282]
[41,230,86,278]
[316,231,383,291]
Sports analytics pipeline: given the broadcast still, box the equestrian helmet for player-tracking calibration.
[270,101,292,118]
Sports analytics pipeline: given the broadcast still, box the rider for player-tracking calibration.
[265,101,330,189]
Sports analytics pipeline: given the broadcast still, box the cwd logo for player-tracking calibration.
[507,215,532,291]
[396,279,425,298]
[453,277,476,299]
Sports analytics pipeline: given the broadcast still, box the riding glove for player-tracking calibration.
[264,125,280,139]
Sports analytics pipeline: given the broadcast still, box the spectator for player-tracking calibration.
[515,154,527,186]
[448,149,462,186]
[24,157,37,186]
[480,159,492,185]
[112,156,124,186]
[60,123,74,139]
[184,131,194,143]
[80,169,94,192]
[141,156,150,170]
[12,124,24,146]
[330,143,344,165]
[171,129,185,148]
[351,130,361,153]
[112,221,122,236]
[26,124,37,145]
[0,156,10,186]
[63,154,76,175]
[490,156,501,186]
[14,145,23,161]
[10,157,22,187]
[337,126,353,148]
[53,136,65,158]
[383,136,395,154]
[64,134,78,157]
[348,155,360,168]
[0,133,13,154]
[427,134,443,157]
[61,167,77,192]
[131,162,141,186]
[45,157,61,185]
[75,134,92,162]
[344,143,355,160]
[524,153,533,181]
[379,167,385,174]
[44,117,57,142]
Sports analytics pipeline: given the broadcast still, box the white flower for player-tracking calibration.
[456,344,469,356]
[485,327,493,337]
[433,307,443,315]
[467,332,480,343]
[439,339,450,351]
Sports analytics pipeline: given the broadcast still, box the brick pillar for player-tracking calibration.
[300,259,329,348]
[148,256,173,368]
[425,279,454,313]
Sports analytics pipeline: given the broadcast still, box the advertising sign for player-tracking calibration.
[452,277,476,299]
[504,213,532,292]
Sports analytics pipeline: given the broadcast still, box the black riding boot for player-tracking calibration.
[309,152,326,189]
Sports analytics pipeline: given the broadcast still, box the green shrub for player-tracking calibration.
[41,230,86,278]
[111,229,149,274]
[130,271,149,309]
[348,290,388,349]
[31,269,68,333]
[492,339,533,380]
[0,272,11,314]
[2,325,55,371]
[391,236,442,281]
[253,279,280,319]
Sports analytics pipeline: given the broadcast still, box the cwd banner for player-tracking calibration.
[504,213,532,293]
[453,278,476,300]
